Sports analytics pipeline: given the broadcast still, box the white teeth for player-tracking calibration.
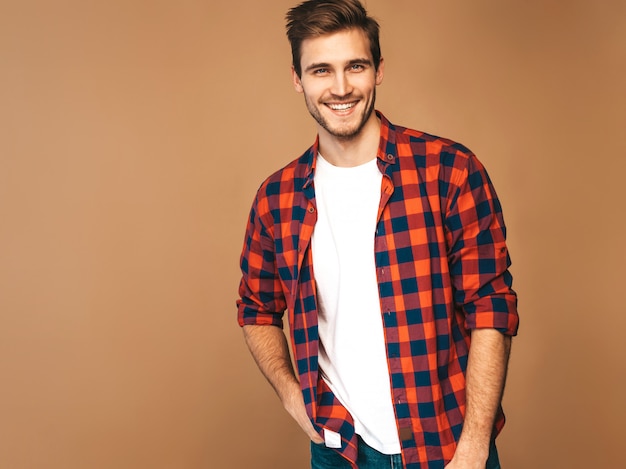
[328,102,356,111]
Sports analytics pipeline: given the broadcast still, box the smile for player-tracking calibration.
[326,102,357,111]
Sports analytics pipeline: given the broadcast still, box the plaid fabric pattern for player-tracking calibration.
[237,112,519,468]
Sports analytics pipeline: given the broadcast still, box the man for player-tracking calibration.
[237,0,519,467]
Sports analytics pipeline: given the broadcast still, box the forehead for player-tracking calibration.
[299,28,372,67]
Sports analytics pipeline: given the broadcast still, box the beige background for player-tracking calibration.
[1,0,625,467]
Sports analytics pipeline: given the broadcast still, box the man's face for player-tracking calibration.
[292,28,384,140]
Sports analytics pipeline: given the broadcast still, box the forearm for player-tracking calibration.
[242,324,323,442]
[452,329,512,466]
[242,324,300,403]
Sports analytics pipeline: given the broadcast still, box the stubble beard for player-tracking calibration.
[304,89,376,141]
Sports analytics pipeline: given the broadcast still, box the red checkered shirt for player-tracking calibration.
[237,112,519,468]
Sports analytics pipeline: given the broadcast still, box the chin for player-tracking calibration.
[328,127,361,139]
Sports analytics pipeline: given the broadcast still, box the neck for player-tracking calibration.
[317,113,381,167]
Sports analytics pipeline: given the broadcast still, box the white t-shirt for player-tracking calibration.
[312,154,401,454]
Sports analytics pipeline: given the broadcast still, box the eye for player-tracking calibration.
[313,68,329,75]
[350,64,365,71]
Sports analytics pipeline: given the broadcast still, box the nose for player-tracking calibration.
[330,71,353,97]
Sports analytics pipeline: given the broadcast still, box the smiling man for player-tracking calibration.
[236,1,519,468]
[295,27,382,146]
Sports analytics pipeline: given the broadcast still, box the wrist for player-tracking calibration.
[453,439,489,466]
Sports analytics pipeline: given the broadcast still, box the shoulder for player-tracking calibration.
[250,146,314,223]
[378,112,475,167]
[393,123,475,165]
[257,147,313,196]
[385,119,486,189]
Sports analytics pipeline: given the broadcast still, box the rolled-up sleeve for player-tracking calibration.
[237,191,286,328]
[444,152,519,336]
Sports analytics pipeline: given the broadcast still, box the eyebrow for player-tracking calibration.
[304,58,373,73]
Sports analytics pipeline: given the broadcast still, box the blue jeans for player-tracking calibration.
[310,436,501,468]
[311,436,402,468]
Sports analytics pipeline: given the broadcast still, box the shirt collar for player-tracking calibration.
[375,111,397,165]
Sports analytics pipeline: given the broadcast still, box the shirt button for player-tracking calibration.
[386,154,394,161]
[308,207,315,213]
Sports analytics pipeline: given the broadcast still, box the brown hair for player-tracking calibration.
[286,0,381,77]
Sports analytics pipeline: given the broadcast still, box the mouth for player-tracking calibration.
[325,101,358,112]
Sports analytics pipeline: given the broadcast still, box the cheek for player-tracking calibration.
[353,76,377,92]
[301,83,326,100]
[363,77,378,92]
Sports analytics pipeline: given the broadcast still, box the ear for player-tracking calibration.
[291,66,304,93]
[375,57,385,86]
